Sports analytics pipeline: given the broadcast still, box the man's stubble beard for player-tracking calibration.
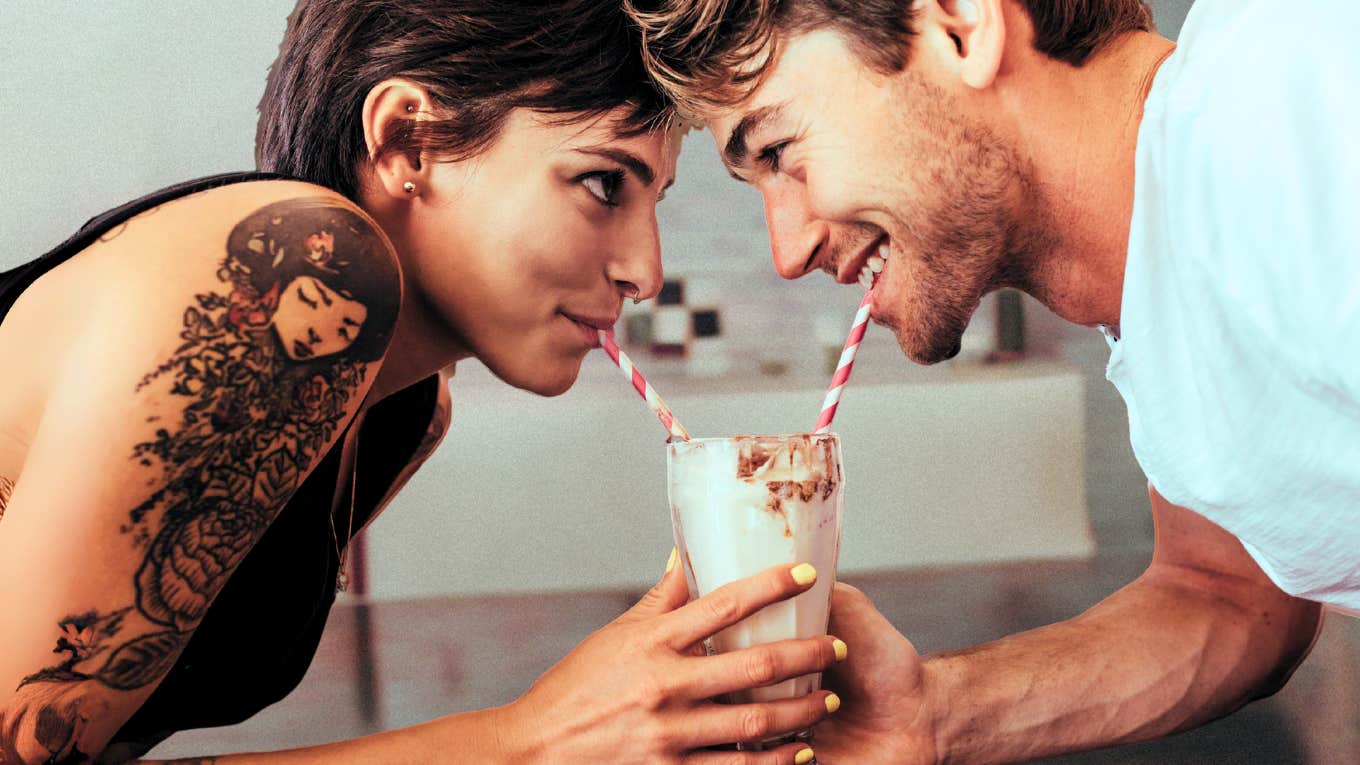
[883,76,1048,364]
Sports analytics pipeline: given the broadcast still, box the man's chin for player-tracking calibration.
[894,329,964,365]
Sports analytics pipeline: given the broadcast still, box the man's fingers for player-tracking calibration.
[825,581,922,697]
[665,563,818,648]
[680,636,844,699]
[826,582,893,643]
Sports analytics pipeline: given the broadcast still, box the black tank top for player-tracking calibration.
[0,173,440,755]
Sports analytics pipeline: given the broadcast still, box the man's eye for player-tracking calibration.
[757,142,790,172]
[581,170,625,207]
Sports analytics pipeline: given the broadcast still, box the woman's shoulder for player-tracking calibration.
[20,178,398,341]
[95,178,384,268]
[0,178,402,437]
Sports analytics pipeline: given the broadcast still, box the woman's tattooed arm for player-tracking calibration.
[0,197,400,764]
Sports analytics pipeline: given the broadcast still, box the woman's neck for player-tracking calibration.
[364,285,470,407]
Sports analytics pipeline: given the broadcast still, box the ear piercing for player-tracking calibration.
[406,104,416,113]
[403,181,416,194]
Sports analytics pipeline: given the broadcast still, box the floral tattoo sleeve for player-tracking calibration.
[0,198,399,765]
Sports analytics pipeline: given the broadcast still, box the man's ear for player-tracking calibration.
[361,78,435,200]
[936,0,1006,89]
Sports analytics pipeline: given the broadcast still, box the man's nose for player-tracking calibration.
[762,181,827,280]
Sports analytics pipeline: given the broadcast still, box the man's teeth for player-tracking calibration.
[858,244,891,289]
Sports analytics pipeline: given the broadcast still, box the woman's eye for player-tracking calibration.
[757,141,790,173]
[581,170,625,207]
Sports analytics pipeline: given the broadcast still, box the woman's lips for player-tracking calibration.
[292,339,314,359]
[560,312,606,348]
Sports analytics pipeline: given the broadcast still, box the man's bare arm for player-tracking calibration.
[923,488,1323,764]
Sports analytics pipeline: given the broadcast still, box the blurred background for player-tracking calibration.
[2,1,1356,761]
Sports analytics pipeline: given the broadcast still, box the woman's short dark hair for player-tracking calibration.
[257,0,674,200]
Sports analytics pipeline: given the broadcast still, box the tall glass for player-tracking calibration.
[667,433,844,750]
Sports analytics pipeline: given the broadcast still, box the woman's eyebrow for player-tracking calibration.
[310,279,334,307]
[295,284,319,308]
[573,146,657,187]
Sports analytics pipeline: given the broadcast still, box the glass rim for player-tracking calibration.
[668,432,840,447]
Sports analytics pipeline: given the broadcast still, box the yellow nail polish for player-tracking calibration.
[665,547,678,574]
[795,748,816,764]
[832,638,848,662]
[790,563,817,586]
[824,692,841,714]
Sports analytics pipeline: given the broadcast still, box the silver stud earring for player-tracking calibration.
[406,104,416,113]
[403,181,416,194]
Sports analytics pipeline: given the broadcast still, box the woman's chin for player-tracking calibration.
[488,354,584,397]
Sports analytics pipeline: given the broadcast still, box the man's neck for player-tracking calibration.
[1007,32,1176,328]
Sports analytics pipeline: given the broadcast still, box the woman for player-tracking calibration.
[0,1,842,762]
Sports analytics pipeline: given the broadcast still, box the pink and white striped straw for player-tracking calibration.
[599,329,692,441]
[813,289,873,434]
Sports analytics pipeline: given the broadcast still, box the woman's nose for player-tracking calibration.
[608,214,663,301]
[763,181,828,280]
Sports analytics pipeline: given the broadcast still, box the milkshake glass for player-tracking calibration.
[667,433,844,749]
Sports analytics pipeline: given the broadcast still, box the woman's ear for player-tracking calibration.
[362,78,435,200]
[935,0,1006,90]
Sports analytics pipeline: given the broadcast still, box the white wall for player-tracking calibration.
[1,1,292,256]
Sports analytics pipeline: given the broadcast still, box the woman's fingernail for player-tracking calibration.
[795,748,816,764]
[832,638,848,661]
[665,547,678,574]
[824,692,841,714]
[790,563,818,586]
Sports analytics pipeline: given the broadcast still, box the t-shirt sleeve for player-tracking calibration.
[1112,0,1360,604]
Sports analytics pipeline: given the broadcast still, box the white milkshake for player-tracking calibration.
[667,434,844,707]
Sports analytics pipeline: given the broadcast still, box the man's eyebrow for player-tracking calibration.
[573,147,656,187]
[723,102,788,170]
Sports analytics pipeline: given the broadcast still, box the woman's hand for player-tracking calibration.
[808,583,938,765]
[498,555,845,764]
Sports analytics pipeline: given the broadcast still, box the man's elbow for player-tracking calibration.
[1249,596,1325,700]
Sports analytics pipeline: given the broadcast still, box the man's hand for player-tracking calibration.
[813,583,939,765]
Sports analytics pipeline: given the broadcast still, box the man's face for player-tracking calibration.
[708,28,1037,364]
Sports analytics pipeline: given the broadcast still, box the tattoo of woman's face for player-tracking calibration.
[272,276,369,360]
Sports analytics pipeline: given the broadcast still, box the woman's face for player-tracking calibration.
[272,275,369,361]
[399,109,677,396]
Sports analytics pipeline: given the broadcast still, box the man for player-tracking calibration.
[627,0,1359,762]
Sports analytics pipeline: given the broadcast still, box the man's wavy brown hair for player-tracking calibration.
[625,0,1154,117]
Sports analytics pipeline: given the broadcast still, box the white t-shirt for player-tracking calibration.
[1107,0,1360,613]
